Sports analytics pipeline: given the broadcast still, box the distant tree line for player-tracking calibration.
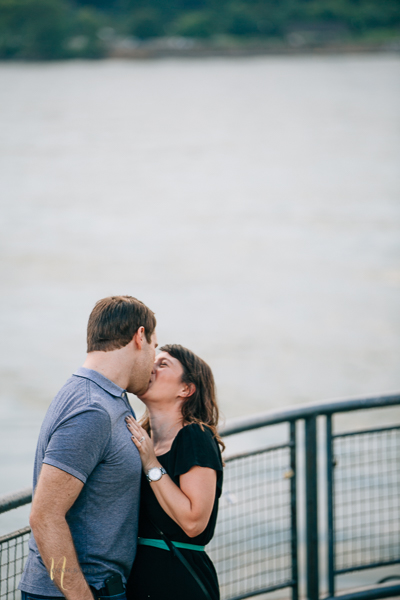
[0,0,399,59]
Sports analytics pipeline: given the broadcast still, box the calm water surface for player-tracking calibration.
[0,55,399,519]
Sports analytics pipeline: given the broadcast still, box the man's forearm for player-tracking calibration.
[32,515,93,600]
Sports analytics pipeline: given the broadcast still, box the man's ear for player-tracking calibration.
[132,327,145,350]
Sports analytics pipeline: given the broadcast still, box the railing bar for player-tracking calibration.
[335,557,400,574]
[0,489,32,515]
[0,527,31,545]
[220,393,400,437]
[5,537,10,599]
[305,415,319,600]
[13,534,18,600]
[323,583,400,600]
[290,421,299,600]
[333,425,400,439]
[326,414,335,597]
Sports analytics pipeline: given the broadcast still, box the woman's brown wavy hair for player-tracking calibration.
[140,344,225,453]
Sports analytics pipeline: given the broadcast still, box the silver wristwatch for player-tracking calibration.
[146,466,167,483]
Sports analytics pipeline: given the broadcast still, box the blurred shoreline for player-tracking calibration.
[1,27,400,61]
[2,40,399,63]
[107,38,400,60]
[101,25,400,60]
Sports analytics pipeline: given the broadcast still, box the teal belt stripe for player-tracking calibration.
[138,537,205,552]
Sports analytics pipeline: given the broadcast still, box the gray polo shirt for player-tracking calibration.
[19,367,142,596]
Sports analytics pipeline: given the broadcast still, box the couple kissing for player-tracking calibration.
[19,295,224,600]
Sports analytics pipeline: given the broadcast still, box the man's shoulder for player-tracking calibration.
[56,373,86,396]
[55,372,110,404]
[47,373,112,426]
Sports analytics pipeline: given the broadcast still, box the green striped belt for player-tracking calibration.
[138,537,205,552]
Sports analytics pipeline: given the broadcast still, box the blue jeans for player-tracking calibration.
[21,592,127,600]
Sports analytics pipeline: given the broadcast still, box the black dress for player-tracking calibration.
[126,423,223,600]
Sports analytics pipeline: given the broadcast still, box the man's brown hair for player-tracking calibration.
[87,295,156,352]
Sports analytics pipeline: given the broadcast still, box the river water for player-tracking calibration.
[1,54,400,555]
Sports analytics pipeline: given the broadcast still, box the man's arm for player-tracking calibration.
[30,464,93,600]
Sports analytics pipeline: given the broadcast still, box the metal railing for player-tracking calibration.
[1,393,399,600]
[0,489,32,600]
[208,434,297,600]
[326,423,400,595]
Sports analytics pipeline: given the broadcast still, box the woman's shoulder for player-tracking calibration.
[170,422,223,476]
[176,422,221,451]
[178,422,214,439]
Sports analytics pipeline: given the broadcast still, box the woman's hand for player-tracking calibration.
[125,416,159,472]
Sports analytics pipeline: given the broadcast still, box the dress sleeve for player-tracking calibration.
[172,423,223,478]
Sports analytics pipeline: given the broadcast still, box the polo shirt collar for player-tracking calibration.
[73,367,126,398]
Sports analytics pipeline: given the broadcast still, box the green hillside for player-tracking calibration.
[1,0,399,59]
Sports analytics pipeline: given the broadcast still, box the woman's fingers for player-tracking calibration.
[126,423,137,436]
[125,416,148,440]
[125,416,140,433]
[131,436,142,450]
[125,417,149,451]
[126,416,141,429]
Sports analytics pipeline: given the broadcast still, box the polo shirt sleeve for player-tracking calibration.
[43,407,111,484]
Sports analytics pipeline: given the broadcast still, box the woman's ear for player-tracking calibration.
[183,383,196,398]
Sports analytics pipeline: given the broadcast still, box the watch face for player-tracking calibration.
[148,467,162,481]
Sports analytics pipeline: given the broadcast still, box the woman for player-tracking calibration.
[125,344,224,600]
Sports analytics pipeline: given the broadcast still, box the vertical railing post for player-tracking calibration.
[305,415,319,600]
[326,414,335,597]
[290,420,299,600]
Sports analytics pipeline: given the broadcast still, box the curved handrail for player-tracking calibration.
[220,391,400,436]
[0,487,32,515]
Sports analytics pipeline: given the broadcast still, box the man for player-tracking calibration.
[19,295,158,600]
